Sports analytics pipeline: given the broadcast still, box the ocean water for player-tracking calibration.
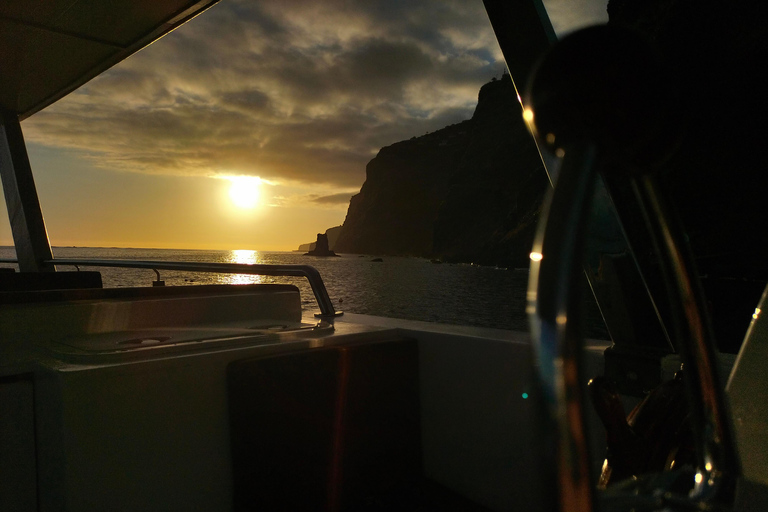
[0,246,534,332]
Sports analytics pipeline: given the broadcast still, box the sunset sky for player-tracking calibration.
[1,0,606,251]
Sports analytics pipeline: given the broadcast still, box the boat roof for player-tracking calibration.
[0,0,220,121]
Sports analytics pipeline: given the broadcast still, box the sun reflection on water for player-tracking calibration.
[227,249,262,285]
[231,249,258,264]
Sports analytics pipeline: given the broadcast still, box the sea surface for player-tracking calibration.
[0,246,538,332]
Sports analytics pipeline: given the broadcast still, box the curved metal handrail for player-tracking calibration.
[0,257,342,318]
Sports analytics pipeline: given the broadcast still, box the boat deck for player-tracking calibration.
[0,281,608,511]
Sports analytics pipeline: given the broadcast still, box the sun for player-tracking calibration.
[227,176,261,209]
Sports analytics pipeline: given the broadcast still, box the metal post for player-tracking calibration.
[0,110,54,272]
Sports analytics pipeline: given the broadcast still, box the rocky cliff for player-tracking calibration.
[333,74,547,268]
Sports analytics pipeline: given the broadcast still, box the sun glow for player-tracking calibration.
[227,176,261,209]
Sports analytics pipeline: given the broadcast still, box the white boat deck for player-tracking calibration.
[0,282,609,511]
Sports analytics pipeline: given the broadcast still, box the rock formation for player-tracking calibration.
[304,232,339,257]
[333,74,547,268]
[297,226,342,252]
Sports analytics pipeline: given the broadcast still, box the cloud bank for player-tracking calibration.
[22,0,504,189]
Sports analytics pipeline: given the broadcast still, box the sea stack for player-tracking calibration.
[304,233,339,257]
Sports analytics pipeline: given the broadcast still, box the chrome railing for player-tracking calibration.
[0,258,342,318]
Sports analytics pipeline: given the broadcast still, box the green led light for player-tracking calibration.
[522,392,529,399]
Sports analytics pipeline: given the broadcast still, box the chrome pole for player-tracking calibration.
[527,142,599,512]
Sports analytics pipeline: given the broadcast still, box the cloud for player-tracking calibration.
[310,193,355,205]
[21,0,503,190]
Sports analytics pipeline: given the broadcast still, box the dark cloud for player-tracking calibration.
[22,0,506,192]
[310,193,355,205]
[220,89,272,114]
[338,39,434,95]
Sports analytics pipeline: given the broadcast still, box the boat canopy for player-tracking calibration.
[0,0,220,272]
[0,0,220,120]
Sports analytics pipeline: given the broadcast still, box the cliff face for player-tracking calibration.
[334,75,547,267]
[334,120,472,256]
[432,76,547,266]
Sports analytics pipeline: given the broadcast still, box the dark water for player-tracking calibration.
[0,247,536,332]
